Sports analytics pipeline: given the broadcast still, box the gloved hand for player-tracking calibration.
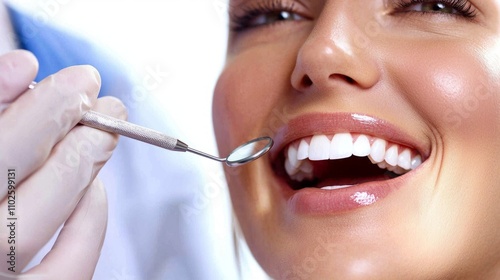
[0,50,126,279]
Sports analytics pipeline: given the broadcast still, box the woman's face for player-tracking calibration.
[213,0,500,278]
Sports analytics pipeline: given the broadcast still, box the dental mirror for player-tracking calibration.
[80,110,273,167]
[187,136,273,167]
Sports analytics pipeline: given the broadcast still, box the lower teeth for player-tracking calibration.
[321,185,354,190]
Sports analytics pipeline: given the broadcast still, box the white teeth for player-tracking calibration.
[397,148,411,170]
[290,162,314,182]
[321,185,353,190]
[377,161,387,169]
[284,133,424,183]
[285,155,298,176]
[369,139,387,163]
[309,135,331,160]
[352,135,371,157]
[330,133,353,160]
[285,144,314,179]
[411,155,422,170]
[297,139,309,160]
[384,145,399,167]
[393,166,406,175]
[287,144,299,169]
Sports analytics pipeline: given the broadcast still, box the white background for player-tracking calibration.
[8,0,229,154]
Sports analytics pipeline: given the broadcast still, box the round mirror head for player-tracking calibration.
[226,136,274,167]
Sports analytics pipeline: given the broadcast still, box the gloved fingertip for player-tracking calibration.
[61,65,101,111]
[111,97,128,120]
[98,96,127,120]
[0,50,39,103]
[85,65,101,86]
[6,49,38,66]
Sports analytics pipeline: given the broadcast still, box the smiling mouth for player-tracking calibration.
[276,133,423,191]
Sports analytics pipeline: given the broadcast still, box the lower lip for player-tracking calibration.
[281,175,410,215]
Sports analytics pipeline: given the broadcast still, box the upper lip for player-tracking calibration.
[269,112,431,162]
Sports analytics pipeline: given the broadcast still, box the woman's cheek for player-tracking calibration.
[213,70,236,157]
[386,40,500,141]
[213,50,293,151]
[435,69,500,136]
[386,39,500,270]
[213,66,259,148]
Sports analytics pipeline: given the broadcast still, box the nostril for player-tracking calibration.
[295,73,357,91]
[329,73,355,85]
[301,75,313,87]
[344,76,355,84]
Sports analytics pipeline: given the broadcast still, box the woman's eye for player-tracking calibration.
[230,2,306,32]
[249,10,303,27]
[231,10,304,32]
[394,0,477,18]
[407,2,459,14]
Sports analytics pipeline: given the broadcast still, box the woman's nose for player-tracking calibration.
[290,8,380,93]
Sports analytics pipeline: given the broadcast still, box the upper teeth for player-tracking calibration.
[285,133,422,182]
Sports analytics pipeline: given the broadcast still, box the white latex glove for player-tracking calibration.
[0,50,126,279]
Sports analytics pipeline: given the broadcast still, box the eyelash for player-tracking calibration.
[229,0,299,32]
[393,0,477,19]
[229,0,477,33]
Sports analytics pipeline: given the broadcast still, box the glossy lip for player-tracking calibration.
[269,112,431,215]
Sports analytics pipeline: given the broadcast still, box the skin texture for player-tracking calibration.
[213,0,500,279]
